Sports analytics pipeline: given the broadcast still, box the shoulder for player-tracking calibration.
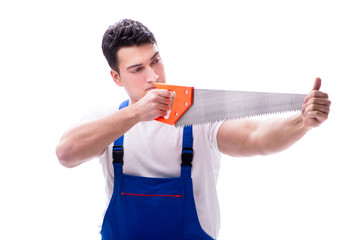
[193,122,224,152]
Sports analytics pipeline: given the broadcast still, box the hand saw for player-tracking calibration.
[154,83,306,127]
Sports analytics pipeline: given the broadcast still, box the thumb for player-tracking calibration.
[312,77,322,91]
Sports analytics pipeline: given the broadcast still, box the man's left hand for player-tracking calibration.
[302,77,331,129]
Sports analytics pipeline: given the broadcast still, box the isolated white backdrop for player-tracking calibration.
[0,0,359,239]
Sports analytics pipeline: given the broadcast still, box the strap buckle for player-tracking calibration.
[181,148,193,167]
[113,145,124,164]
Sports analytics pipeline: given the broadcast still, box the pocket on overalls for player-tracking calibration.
[118,175,185,240]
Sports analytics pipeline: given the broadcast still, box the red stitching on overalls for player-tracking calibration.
[121,192,184,198]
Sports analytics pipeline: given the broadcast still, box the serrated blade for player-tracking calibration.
[174,89,306,127]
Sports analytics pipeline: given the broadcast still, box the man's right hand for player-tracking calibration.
[132,89,172,122]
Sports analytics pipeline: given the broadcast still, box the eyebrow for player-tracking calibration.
[126,51,159,70]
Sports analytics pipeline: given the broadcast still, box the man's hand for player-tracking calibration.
[302,78,331,129]
[132,89,172,122]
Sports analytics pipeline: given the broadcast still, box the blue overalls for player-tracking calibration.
[101,100,214,240]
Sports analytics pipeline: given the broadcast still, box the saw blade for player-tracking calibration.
[174,89,306,127]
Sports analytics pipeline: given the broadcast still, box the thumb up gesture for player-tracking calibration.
[302,78,331,128]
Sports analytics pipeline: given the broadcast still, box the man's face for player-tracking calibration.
[111,43,166,103]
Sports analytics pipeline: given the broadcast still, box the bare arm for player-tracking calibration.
[56,89,172,168]
[218,113,308,156]
[217,78,331,157]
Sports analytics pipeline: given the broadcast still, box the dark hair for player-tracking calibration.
[102,19,157,73]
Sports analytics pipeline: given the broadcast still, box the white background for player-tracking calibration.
[1,0,359,239]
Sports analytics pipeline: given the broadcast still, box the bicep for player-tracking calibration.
[217,119,261,157]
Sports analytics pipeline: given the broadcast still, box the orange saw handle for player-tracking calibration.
[154,83,193,125]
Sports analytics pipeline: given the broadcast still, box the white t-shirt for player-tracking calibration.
[82,102,223,239]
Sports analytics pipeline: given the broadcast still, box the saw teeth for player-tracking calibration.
[174,109,301,127]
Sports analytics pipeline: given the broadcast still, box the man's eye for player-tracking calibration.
[151,57,160,65]
[132,67,143,73]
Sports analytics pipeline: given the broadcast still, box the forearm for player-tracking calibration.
[56,89,173,168]
[56,106,140,168]
[253,113,310,155]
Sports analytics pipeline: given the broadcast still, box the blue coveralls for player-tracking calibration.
[101,100,214,240]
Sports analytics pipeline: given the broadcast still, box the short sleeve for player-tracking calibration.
[80,104,117,124]
[206,121,224,154]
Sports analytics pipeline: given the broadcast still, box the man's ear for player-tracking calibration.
[110,69,123,87]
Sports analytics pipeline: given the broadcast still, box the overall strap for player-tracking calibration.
[112,99,194,177]
[181,125,193,178]
[112,99,129,164]
[181,126,193,167]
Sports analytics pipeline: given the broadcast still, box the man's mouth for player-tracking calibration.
[146,87,156,91]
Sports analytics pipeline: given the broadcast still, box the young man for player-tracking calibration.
[56,19,331,240]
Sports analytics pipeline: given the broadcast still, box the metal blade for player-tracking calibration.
[175,89,307,127]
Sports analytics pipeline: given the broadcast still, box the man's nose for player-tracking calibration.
[145,67,159,83]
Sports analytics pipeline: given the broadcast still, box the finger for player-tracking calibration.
[148,89,172,103]
[156,89,172,98]
[148,89,171,100]
[306,110,329,123]
[305,97,331,107]
[303,99,331,119]
[303,77,323,103]
[305,104,331,114]
[158,109,169,117]
[312,77,322,91]
[169,91,176,109]
[159,102,172,111]
[303,91,329,103]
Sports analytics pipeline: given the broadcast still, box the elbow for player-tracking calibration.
[56,141,80,168]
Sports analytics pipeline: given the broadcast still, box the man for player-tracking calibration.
[56,19,331,239]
